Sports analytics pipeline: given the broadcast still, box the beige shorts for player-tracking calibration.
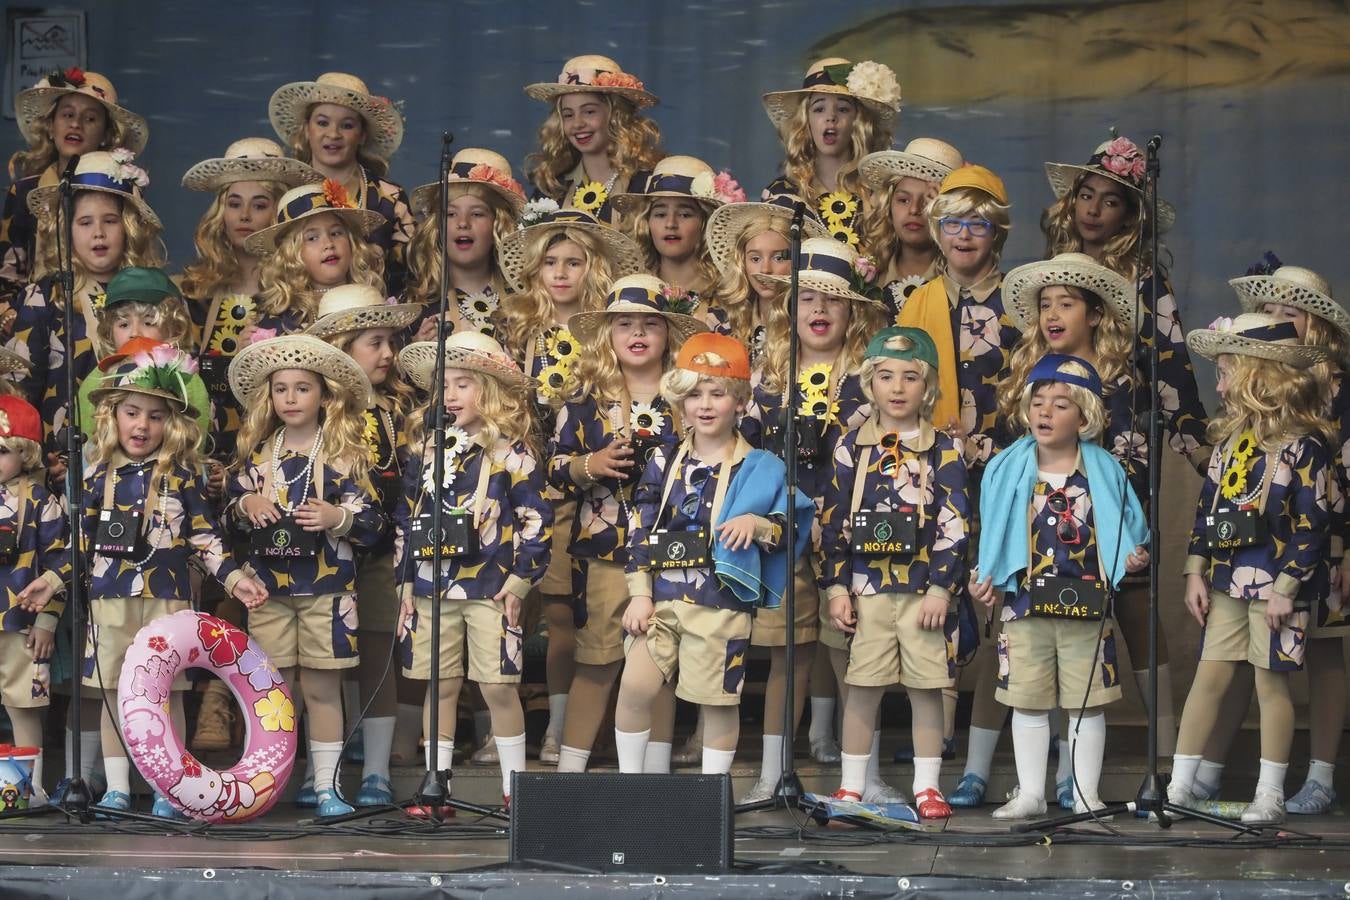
[0,629,50,708]
[1201,590,1308,672]
[399,596,523,683]
[752,557,820,646]
[83,597,192,690]
[575,558,629,665]
[642,601,752,706]
[994,615,1122,710]
[538,500,577,596]
[846,592,955,690]
[249,593,359,671]
[356,551,399,634]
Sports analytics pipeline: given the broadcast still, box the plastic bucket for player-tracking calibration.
[0,744,40,809]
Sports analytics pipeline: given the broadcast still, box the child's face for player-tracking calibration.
[298,212,352,288]
[540,238,588,306]
[1028,382,1085,451]
[116,394,169,458]
[682,378,743,441]
[305,103,365,169]
[557,93,610,156]
[270,369,323,430]
[797,289,850,355]
[348,327,395,386]
[72,192,126,278]
[223,181,278,253]
[444,194,495,269]
[442,368,484,433]
[743,230,791,301]
[1073,174,1130,250]
[936,212,996,279]
[807,93,857,160]
[1261,302,1308,341]
[0,444,26,483]
[1038,286,1101,355]
[52,94,108,158]
[1215,354,1236,400]
[871,358,927,429]
[611,314,668,371]
[647,199,703,263]
[110,304,164,348]
[890,177,937,249]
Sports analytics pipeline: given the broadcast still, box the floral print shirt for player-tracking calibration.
[1137,269,1210,471]
[533,164,649,226]
[762,175,862,249]
[0,161,51,296]
[360,168,415,298]
[0,476,68,633]
[1003,469,1106,622]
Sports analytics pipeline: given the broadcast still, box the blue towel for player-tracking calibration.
[977,435,1148,594]
[713,449,817,608]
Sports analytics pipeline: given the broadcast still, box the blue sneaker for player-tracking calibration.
[355,774,394,807]
[948,773,987,808]
[1286,779,1336,815]
[315,789,354,818]
[94,790,131,818]
[294,777,318,808]
[152,793,188,820]
[1056,776,1075,810]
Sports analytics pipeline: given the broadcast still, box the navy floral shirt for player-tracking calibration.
[188,290,257,453]
[0,476,68,633]
[405,285,499,341]
[1002,469,1106,622]
[0,162,49,296]
[532,166,649,226]
[359,168,415,299]
[1136,269,1210,470]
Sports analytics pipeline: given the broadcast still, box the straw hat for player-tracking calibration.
[16,68,148,154]
[524,54,657,108]
[0,396,40,444]
[307,283,421,339]
[1186,313,1330,368]
[27,150,159,230]
[1003,252,1136,333]
[762,57,902,133]
[1045,133,1176,234]
[398,332,533,393]
[88,341,200,412]
[243,181,386,255]
[756,236,881,305]
[268,72,405,159]
[568,274,709,345]
[859,138,964,192]
[1229,265,1350,348]
[0,346,30,380]
[704,192,830,275]
[228,334,373,409]
[497,208,645,294]
[610,156,736,217]
[181,137,322,193]
[409,148,527,219]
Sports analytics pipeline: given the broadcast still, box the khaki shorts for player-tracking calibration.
[846,592,955,690]
[538,500,578,596]
[1201,590,1308,672]
[642,601,752,706]
[83,597,192,690]
[0,629,50,708]
[399,596,523,683]
[994,615,1122,710]
[752,557,820,646]
[575,559,629,665]
[249,593,359,671]
[356,551,399,634]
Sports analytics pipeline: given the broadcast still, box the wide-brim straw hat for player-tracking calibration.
[182,137,322,192]
[498,208,645,293]
[1229,265,1350,349]
[1045,133,1176,233]
[0,346,32,379]
[409,148,526,219]
[86,339,204,416]
[1186,312,1330,368]
[398,332,533,393]
[762,57,902,133]
[307,283,421,339]
[16,69,148,154]
[610,155,732,217]
[228,334,373,408]
[268,72,404,159]
[568,273,709,345]
[705,193,830,275]
[243,181,386,255]
[524,54,657,108]
[859,138,963,192]
[1003,252,1137,333]
[757,236,881,305]
[27,150,160,230]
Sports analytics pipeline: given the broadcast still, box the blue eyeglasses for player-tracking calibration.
[937,216,994,238]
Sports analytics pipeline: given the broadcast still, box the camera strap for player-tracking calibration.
[653,435,747,533]
[2,476,32,539]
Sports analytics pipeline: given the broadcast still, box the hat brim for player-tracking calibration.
[524,82,658,108]
[568,302,709,347]
[87,383,190,413]
[1230,275,1350,357]
[705,201,831,274]
[228,334,373,408]
[1002,259,1137,333]
[1044,162,1176,234]
[397,340,533,393]
[410,179,525,219]
[268,81,404,159]
[15,86,149,155]
[859,151,954,192]
[610,191,722,217]
[498,220,645,294]
[27,182,161,231]
[761,87,898,134]
[243,206,387,255]
[181,157,323,193]
[307,302,423,339]
[1185,330,1328,369]
[758,272,881,306]
[0,347,32,378]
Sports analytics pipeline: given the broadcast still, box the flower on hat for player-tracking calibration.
[593,71,645,91]
[819,191,857,226]
[690,171,716,201]
[322,178,354,209]
[713,171,746,204]
[1096,136,1145,183]
[249,327,278,345]
[1208,316,1234,333]
[844,60,902,109]
[659,285,697,316]
[853,255,878,285]
[46,66,87,89]
[107,148,149,189]
[467,163,526,200]
[572,181,608,214]
[520,197,560,228]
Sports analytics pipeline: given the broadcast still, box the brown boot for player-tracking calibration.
[191,681,235,752]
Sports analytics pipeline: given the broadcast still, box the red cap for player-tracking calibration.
[98,336,173,371]
[0,396,41,444]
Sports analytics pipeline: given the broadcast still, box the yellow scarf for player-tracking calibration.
[896,278,960,431]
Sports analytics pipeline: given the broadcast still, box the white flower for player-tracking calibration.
[1208,316,1234,332]
[846,61,901,110]
[690,171,716,201]
[520,197,560,228]
[109,147,135,164]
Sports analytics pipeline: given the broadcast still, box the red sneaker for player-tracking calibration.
[915,788,952,819]
[830,789,862,802]
[407,803,456,819]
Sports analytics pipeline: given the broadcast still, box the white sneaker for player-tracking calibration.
[1240,788,1285,826]
[992,787,1047,820]
[1166,781,1196,806]
[862,780,908,804]
[738,776,776,805]
[1072,795,1111,817]
[538,733,560,766]
[810,737,841,764]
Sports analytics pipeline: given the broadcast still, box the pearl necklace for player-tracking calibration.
[115,460,170,569]
[371,407,395,472]
[271,428,324,511]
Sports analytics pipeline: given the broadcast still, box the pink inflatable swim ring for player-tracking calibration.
[119,610,297,823]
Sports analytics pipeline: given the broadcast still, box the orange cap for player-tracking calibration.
[675,332,751,381]
[938,163,1008,205]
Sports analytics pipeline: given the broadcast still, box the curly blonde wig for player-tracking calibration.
[524,94,663,200]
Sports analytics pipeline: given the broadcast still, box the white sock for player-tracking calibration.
[643,741,672,774]
[1055,737,1072,785]
[809,697,835,742]
[963,726,1001,782]
[556,745,590,773]
[361,716,395,782]
[474,709,492,742]
[310,740,343,794]
[1195,759,1225,792]
[1010,710,1050,801]
[840,751,869,796]
[104,755,131,796]
[79,731,100,781]
[546,694,568,741]
[435,740,455,771]
[1256,758,1288,798]
[913,756,942,795]
[864,730,884,789]
[496,732,526,798]
[1307,759,1335,787]
[702,746,736,775]
[1067,713,1107,804]
[1170,753,1201,794]
[759,734,784,785]
[615,728,650,774]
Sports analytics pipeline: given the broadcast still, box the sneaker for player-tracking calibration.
[1192,778,1221,801]
[914,787,952,819]
[93,790,131,819]
[294,777,318,808]
[830,788,862,802]
[470,738,498,767]
[862,780,908,804]
[737,776,777,805]
[810,737,841,764]
[355,774,394,807]
[992,787,1047,821]
[539,733,560,766]
[152,793,187,820]
[949,773,987,808]
[315,789,355,818]
[1166,780,1196,807]
[1240,788,1285,826]
[671,733,703,766]
[1072,795,1110,817]
[1286,778,1336,815]
[1056,776,1075,810]
[892,736,956,764]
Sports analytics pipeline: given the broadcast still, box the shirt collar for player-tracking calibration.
[856,415,936,452]
[942,268,1003,305]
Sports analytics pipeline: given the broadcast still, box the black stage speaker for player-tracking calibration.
[509,772,733,872]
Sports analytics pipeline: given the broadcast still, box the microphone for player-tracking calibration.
[59,154,80,193]
[790,200,806,239]
[440,132,455,169]
[1146,135,1162,153]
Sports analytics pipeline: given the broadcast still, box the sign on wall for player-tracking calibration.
[4,9,87,119]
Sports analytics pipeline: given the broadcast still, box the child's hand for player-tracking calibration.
[968,574,997,608]
[827,593,856,634]
[1126,545,1150,574]
[1265,592,1294,632]
[46,452,67,488]
[919,591,947,631]
[493,587,523,627]
[294,498,342,532]
[1183,572,1210,626]
[414,315,442,344]
[396,593,415,639]
[25,624,53,662]
[206,460,226,500]
[588,439,633,480]
[16,579,54,613]
[232,576,269,610]
[622,595,655,635]
[716,514,759,552]
[242,493,282,527]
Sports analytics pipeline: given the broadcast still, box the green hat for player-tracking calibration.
[104,267,181,310]
[866,326,939,369]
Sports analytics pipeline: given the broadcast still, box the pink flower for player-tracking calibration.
[853,255,878,284]
[713,171,746,204]
[1128,157,1145,180]
[1104,137,1140,160]
[593,71,644,91]
[248,328,277,345]
[147,635,168,653]
[109,147,135,165]
[1101,154,1134,177]
[467,163,526,199]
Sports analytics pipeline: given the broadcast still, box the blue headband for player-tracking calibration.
[1027,353,1103,398]
[71,172,135,196]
